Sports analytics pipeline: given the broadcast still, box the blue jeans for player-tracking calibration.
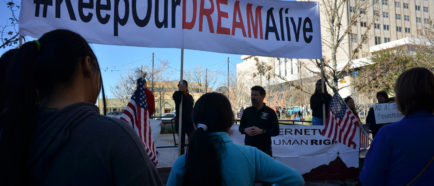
[312,117,324,125]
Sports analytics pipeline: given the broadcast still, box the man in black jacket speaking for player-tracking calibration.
[239,86,279,156]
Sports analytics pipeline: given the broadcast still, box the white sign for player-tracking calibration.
[19,0,322,59]
[373,103,404,124]
[231,125,359,175]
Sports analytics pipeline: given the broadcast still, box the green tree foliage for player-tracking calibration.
[354,48,433,95]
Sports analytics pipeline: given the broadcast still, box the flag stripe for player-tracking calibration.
[119,79,158,166]
[321,94,368,149]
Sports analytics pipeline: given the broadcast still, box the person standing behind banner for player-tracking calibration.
[366,91,389,137]
[0,30,162,186]
[239,86,279,157]
[173,80,194,154]
[310,79,332,125]
[360,67,434,185]
[344,96,360,120]
[167,93,304,186]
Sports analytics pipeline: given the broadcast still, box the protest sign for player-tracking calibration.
[20,0,321,59]
[373,103,404,124]
[231,125,359,180]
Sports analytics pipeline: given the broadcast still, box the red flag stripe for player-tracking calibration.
[120,98,158,166]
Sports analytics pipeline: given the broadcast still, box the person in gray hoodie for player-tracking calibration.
[0,29,162,186]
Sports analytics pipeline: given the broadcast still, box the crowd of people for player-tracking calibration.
[0,29,433,185]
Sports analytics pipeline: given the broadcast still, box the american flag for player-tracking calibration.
[120,79,158,166]
[321,94,360,149]
[360,124,371,150]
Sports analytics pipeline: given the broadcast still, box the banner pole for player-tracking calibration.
[178,48,184,156]
[152,52,154,92]
[320,58,326,125]
[19,35,23,47]
[227,57,230,99]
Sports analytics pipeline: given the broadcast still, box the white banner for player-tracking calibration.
[231,125,359,175]
[373,103,404,124]
[19,0,321,59]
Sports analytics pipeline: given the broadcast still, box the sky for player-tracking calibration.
[0,0,244,98]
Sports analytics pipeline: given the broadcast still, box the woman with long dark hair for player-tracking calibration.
[0,49,18,112]
[0,30,162,186]
[344,96,360,120]
[167,92,304,186]
[310,79,332,125]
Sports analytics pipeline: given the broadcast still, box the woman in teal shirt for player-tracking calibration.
[167,93,304,186]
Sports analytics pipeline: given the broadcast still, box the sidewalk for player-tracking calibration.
[155,133,181,168]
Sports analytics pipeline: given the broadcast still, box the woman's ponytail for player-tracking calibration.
[0,29,104,186]
[0,41,40,186]
[183,127,222,186]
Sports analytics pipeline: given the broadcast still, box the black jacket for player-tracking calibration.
[310,92,332,119]
[366,107,384,137]
[173,91,194,127]
[239,104,279,155]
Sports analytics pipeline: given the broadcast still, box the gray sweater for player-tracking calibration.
[29,102,162,186]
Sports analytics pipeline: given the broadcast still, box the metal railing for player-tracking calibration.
[234,119,312,125]
[153,118,312,149]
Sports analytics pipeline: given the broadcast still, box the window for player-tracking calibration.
[383,24,390,30]
[384,37,390,43]
[423,7,428,12]
[360,9,366,14]
[350,33,358,42]
[396,26,402,32]
[415,5,420,11]
[403,3,408,9]
[394,1,400,8]
[360,22,367,27]
[374,0,379,4]
[404,15,410,21]
[382,0,388,5]
[350,6,355,12]
[405,27,411,33]
[383,12,389,18]
[424,18,430,24]
[375,36,382,45]
[416,17,422,23]
[374,23,381,29]
[396,14,401,20]
[373,10,380,17]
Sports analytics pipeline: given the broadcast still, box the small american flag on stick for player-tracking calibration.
[321,94,361,149]
[120,79,158,166]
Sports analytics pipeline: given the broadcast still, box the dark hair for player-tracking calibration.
[344,96,353,103]
[395,67,434,116]
[0,49,18,110]
[251,85,266,96]
[178,79,188,87]
[137,77,146,84]
[315,79,329,94]
[183,93,234,186]
[376,91,389,100]
[0,29,106,185]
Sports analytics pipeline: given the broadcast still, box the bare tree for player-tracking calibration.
[310,0,372,93]
[252,0,372,94]
[111,61,169,106]
[1,1,20,49]
[185,66,218,93]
